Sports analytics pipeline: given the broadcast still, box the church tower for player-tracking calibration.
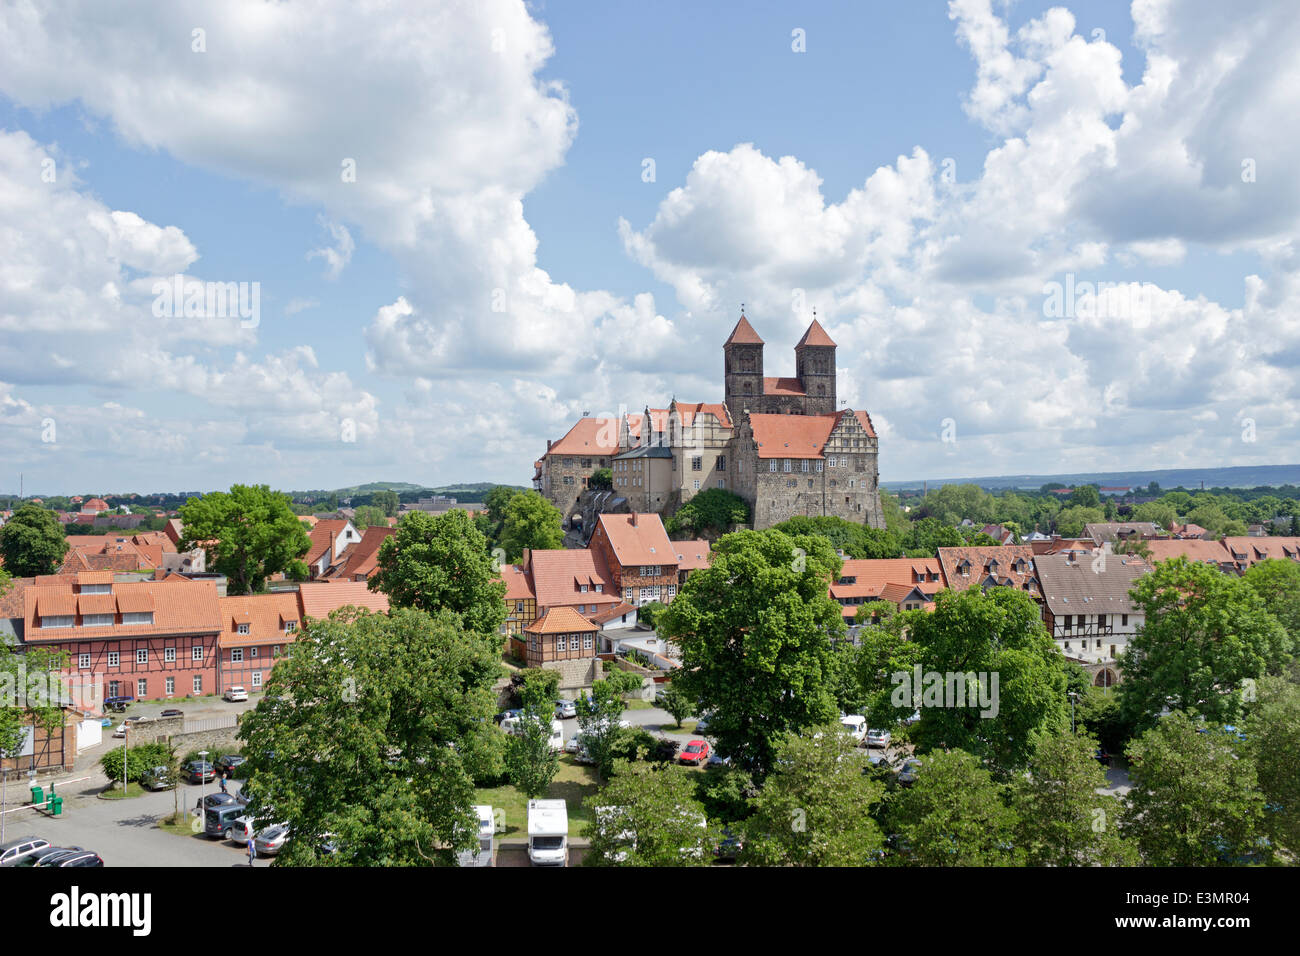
[794,317,837,416]
[723,310,765,423]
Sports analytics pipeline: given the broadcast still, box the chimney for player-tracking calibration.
[631,513,638,527]
[547,439,552,450]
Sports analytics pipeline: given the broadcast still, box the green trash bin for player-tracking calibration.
[30,784,44,805]
[49,795,64,817]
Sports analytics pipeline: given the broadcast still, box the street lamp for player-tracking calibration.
[198,749,209,823]
[1068,691,1079,735]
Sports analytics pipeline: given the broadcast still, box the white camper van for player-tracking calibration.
[527,799,568,866]
[502,715,565,753]
[457,804,495,867]
[839,714,868,744]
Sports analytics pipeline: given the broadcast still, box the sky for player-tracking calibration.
[1,0,1298,496]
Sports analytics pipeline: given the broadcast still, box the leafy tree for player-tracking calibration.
[1243,558,1300,639]
[351,505,387,531]
[664,488,750,538]
[741,726,885,866]
[588,467,613,490]
[636,600,666,629]
[659,529,845,775]
[513,668,560,707]
[1243,677,1300,857]
[1131,501,1177,529]
[917,483,997,526]
[238,606,503,866]
[498,491,564,561]
[771,515,903,559]
[1,641,69,769]
[879,490,909,536]
[371,490,400,517]
[370,509,506,636]
[504,693,559,799]
[1012,733,1138,866]
[584,763,711,866]
[1119,557,1292,730]
[656,682,694,727]
[575,676,635,781]
[900,516,963,556]
[1054,505,1105,537]
[1067,485,1101,509]
[0,504,69,577]
[1122,712,1266,866]
[885,749,1020,866]
[898,587,1070,773]
[178,485,311,595]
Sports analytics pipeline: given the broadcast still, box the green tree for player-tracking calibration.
[1131,501,1177,529]
[575,677,634,781]
[1119,557,1292,730]
[370,509,506,636]
[499,491,564,561]
[659,529,844,775]
[885,749,1020,866]
[1243,558,1300,639]
[371,490,400,517]
[1067,485,1101,509]
[1012,733,1138,866]
[636,600,666,629]
[1243,677,1300,857]
[771,515,903,559]
[917,483,997,526]
[1,641,68,769]
[0,504,69,577]
[741,726,885,866]
[900,517,963,556]
[588,467,613,490]
[584,763,710,866]
[504,692,559,799]
[1122,712,1266,866]
[897,587,1070,774]
[351,505,387,531]
[664,488,750,538]
[880,490,909,536]
[178,485,311,595]
[656,682,695,728]
[1054,505,1105,537]
[238,606,503,866]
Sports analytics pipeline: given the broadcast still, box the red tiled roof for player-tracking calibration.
[845,409,878,439]
[334,525,394,580]
[1220,536,1300,566]
[795,318,836,348]
[748,413,838,458]
[22,579,222,642]
[594,513,676,568]
[937,546,1038,592]
[545,417,621,457]
[673,540,712,571]
[1144,539,1233,566]
[524,606,599,635]
[626,409,671,441]
[674,402,733,429]
[526,549,619,611]
[499,564,536,601]
[306,520,349,564]
[297,581,390,620]
[763,377,806,397]
[217,592,301,648]
[588,601,638,626]
[724,315,764,346]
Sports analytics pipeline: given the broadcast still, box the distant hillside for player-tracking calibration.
[883,463,1300,492]
[288,481,529,503]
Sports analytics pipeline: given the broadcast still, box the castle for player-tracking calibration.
[534,312,885,531]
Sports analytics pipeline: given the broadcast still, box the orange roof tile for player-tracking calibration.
[673,540,712,571]
[217,592,301,648]
[594,513,676,568]
[748,413,838,458]
[763,377,806,397]
[724,315,764,346]
[499,564,536,601]
[1220,536,1300,566]
[937,546,1039,592]
[795,318,836,348]
[526,550,619,611]
[297,581,390,620]
[1144,539,1234,566]
[675,402,733,429]
[545,417,620,457]
[23,579,221,642]
[524,606,599,635]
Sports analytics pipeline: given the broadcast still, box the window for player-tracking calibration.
[579,584,588,593]
[783,459,793,472]
[738,459,743,473]
[136,648,148,665]
[272,646,280,658]
[83,613,112,627]
[80,583,111,594]
[1121,614,1128,626]
[165,677,175,695]
[40,616,73,628]
[237,623,250,635]
[816,460,824,472]
[583,635,593,651]
[231,648,244,663]
[801,459,809,472]
[165,646,176,663]
[595,584,603,593]
[251,648,259,661]
[136,678,148,698]
[1064,615,1073,630]
[78,653,91,669]
[121,612,153,625]
[769,460,777,472]
[717,455,726,470]
[192,645,203,661]
[107,651,119,667]
[828,457,836,467]
[193,675,202,694]
[691,457,702,471]
[108,681,121,698]
[252,671,263,688]
[285,621,297,633]
[718,479,726,489]
[556,636,567,652]
[693,480,700,490]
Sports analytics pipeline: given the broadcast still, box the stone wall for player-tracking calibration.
[540,657,600,692]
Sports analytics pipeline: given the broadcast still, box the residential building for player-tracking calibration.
[296,581,390,621]
[1219,536,1300,571]
[320,525,394,581]
[831,558,944,624]
[521,607,599,667]
[1083,522,1163,545]
[521,548,620,619]
[672,539,712,585]
[937,545,1040,596]
[501,563,538,637]
[305,519,362,578]
[217,592,300,693]
[587,513,679,607]
[1143,538,1240,572]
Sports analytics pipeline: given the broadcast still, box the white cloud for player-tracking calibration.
[306,217,354,281]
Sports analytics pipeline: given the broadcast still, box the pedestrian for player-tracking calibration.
[248,835,255,867]
[219,772,228,794]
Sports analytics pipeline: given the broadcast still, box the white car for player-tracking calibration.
[554,699,577,719]
[866,728,892,749]
[839,715,868,743]
[223,686,249,702]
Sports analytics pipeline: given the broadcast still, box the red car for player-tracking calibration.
[679,739,711,766]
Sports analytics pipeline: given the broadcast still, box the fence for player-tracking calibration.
[182,715,239,734]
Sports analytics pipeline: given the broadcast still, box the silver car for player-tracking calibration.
[254,824,290,856]
[866,728,892,749]
[554,699,577,719]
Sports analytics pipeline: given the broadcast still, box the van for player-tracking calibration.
[839,715,867,744]
[457,805,495,867]
[205,803,248,840]
[527,799,568,866]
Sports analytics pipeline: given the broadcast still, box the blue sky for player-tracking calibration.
[0,0,1296,496]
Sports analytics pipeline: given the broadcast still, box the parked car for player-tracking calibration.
[554,699,577,719]
[159,708,184,719]
[196,791,243,812]
[31,847,88,867]
[254,824,291,856]
[223,686,249,702]
[140,766,175,791]
[679,739,711,766]
[226,816,256,844]
[7,844,72,867]
[898,758,923,787]
[215,754,247,775]
[0,836,51,867]
[839,715,868,744]
[713,827,743,862]
[1094,748,1112,767]
[185,760,216,784]
[866,728,892,749]
[103,695,134,713]
[48,850,104,867]
[496,708,522,725]
[111,716,144,738]
[695,713,712,734]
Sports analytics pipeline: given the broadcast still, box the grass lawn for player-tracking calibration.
[624,699,656,711]
[100,782,151,799]
[666,720,699,734]
[157,810,207,838]
[475,755,602,837]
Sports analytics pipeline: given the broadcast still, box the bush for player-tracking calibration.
[613,726,657,762]
[637,601,667,629]
[100,742,174,784]
[512,668,561,708]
